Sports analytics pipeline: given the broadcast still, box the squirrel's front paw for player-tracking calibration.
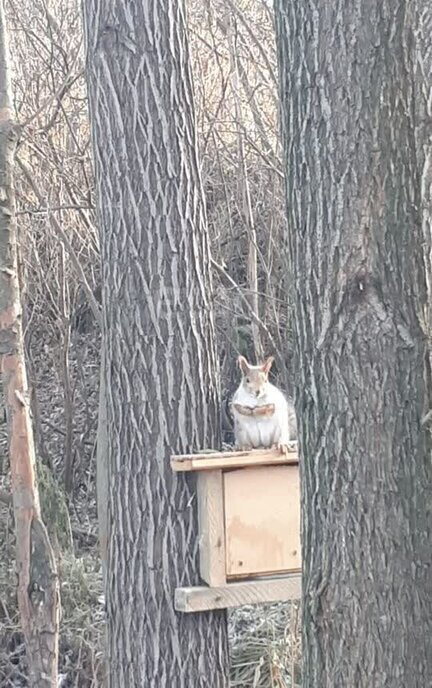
[274,441,297,455]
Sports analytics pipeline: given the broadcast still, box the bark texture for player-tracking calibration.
[0,4,59,686]
[275,1,432,686]
[96,341,108,584]
[83,1,229,686]
[416,1,432,324]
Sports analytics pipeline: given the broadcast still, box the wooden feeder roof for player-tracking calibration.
[170,447,298,473]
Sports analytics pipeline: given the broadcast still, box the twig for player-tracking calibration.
[16,155,102,328]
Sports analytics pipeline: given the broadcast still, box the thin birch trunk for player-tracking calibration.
[0,4,60,686]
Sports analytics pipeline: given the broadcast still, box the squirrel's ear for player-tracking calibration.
[238,356,250,374]
[261,356,274,375]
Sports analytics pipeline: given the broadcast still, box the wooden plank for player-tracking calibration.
[171,446,298,472]
[197,471,226,586]
[224,465,301,579]
[226,568,302,583]
[175,574,301,612]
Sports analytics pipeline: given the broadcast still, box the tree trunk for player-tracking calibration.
[275,1,432,686]
[96,339,108,585]
[0,4,59,686]
[83,2,229,686]
[416,2,432,326]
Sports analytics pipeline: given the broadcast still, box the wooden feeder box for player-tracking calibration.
[171,447,301,612]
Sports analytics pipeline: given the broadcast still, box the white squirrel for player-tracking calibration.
[231,355,297,452]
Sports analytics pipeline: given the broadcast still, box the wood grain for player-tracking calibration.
[171,447,298,472]
[197,471,226,586]
[224,465,301,579]
[175,574,301,612]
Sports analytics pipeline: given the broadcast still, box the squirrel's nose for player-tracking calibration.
[255,390,260,397]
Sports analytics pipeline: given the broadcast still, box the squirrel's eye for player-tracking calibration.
[246,377,250,383]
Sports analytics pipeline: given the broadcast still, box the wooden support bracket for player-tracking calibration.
[197,470,226,586]
[175,573,301,612]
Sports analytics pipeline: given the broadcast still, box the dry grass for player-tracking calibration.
[0,483,105,688]
[0,492,301,687]
[229,603,302,687]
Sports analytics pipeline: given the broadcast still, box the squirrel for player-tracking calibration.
[231,355,297,452]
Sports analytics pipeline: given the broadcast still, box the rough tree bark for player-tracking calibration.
[83,1,229,686]
[275,1,432,686]
[416,1,432,325]
[0,4,60,687]
[96,341,108,584]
